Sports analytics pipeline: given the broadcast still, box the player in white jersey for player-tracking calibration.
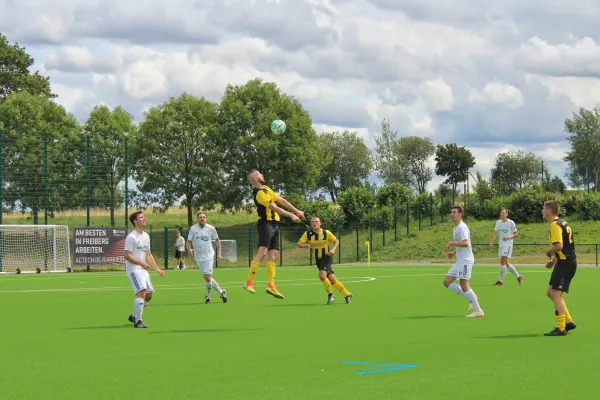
[174,230,186,270]
[489,208,523,286]
[187,211,227,304]
[443,206,484,317]
[124,211,164,328]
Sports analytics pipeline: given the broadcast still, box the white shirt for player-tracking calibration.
[175,236,185,251]
[187,223,219,262]
[494,219,517,247]
[453,221,474,264]
[124,230,150,271]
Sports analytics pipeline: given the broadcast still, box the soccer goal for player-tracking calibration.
[215,239,237,262]
[0,225,72,274]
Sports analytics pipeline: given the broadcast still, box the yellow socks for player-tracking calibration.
[555,314,566,331]
[333,281,350,297]
[266,261,276,285]
[564,303,573,324]
[247,261,260,282]
[322,278,333,294]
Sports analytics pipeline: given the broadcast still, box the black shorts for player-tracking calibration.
[257,221,280,251]
[549,259,577,293]
[316,255,334,275]
[174,250,183,259]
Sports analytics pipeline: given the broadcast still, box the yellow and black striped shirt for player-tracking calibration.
[549,217,576,260]
[253,185,280,222]
[299,228,337,259]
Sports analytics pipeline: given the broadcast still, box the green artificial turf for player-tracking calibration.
[1,264,599,400]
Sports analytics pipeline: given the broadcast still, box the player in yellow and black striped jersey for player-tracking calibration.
[244,169,305,300]
[542,200,577,337]
[297,217,353,305]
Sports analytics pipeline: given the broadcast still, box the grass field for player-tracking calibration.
[2,264,600,399]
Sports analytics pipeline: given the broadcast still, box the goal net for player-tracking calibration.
[0,225,72,274]
[215,240,237,262]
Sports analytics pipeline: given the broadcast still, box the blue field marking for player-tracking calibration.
[342,361,418,375]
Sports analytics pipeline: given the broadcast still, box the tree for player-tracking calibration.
[374,119,411,185]
[490,150,546,195]
[218,78,320,205]
[0,92,81,223]
[472,171,494,201]
[434,143,476,203]
[564,107,600,191]
[132,93,222,227]
[543,175,567,194]
[0,33,54,101]
[338,186,376,223]
[396,136,435,194]
[316,130,373,202]
[82,105,136,226]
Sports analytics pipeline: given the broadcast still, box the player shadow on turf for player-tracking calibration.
[395,315,464,320]
[66,325,131,330]
[476,333,542,339]
[148,328,264,334]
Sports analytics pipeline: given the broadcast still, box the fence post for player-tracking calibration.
[382,213,386,247]
[337,229,341,264]
[355,224,359,261]
[406,200,409,236]
[44,132,49,225]
[279,229,283,267]
[86,134,91,272]
[0,127,3,226]
[163,227,169,270]
[393,206,397,241]
[369,219,373,257]
[124,132,129,228]
[248,225,253,268]
[430,193,433,226]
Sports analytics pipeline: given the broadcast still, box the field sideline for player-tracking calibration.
[2,264,600,399]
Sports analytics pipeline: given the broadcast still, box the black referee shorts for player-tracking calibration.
[549,259,577,293]
[257,221,280,251]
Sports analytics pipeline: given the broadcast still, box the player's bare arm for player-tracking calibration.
[328,239,339,256]
[444,239,469,253]
[489,231,497,248]
[187,240,195,258]
[297,240,310,249]
[503,231,518,241]
[545,241,563,257]
[270,203,300,222]
[276,197,304,219]
[216,238,222,262]
[124,250,150,270]
[146,253,165,276]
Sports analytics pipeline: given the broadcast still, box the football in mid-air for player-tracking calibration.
[271,119,286,134]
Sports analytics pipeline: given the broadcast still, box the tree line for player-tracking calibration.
[1,33,600,226]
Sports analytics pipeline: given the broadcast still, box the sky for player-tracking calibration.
[2,0,600,193]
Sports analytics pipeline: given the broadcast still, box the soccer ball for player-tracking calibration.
[271,119,286,134]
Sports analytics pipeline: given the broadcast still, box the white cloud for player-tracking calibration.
[1,0,598,192]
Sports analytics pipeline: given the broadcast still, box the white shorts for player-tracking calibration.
[499,246,512,258]
[127,268,154,294]
[196,259,214,275]
[447,262,473,280]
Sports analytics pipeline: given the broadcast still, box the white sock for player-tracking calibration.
[210,278,223,295]
[507,265,519,277]
[205,281,212,297]
[448,282,466,296]
[134,298,145,322]
[464,289,482,312]
[499,265,507,282]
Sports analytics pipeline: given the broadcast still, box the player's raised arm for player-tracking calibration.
[276,196,304,219]
[269,202,300,222]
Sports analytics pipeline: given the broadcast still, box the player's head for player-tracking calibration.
[310,217,322,231]
[247,169,264,185]
[451,206,464,223]
[129,211,145,228]
[197,211,207,226]
[500,208,509,220]
[176,230,181,236]
[543,200,559,221]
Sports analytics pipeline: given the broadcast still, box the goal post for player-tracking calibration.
[215,239,237,264]
[0,225,72,274]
